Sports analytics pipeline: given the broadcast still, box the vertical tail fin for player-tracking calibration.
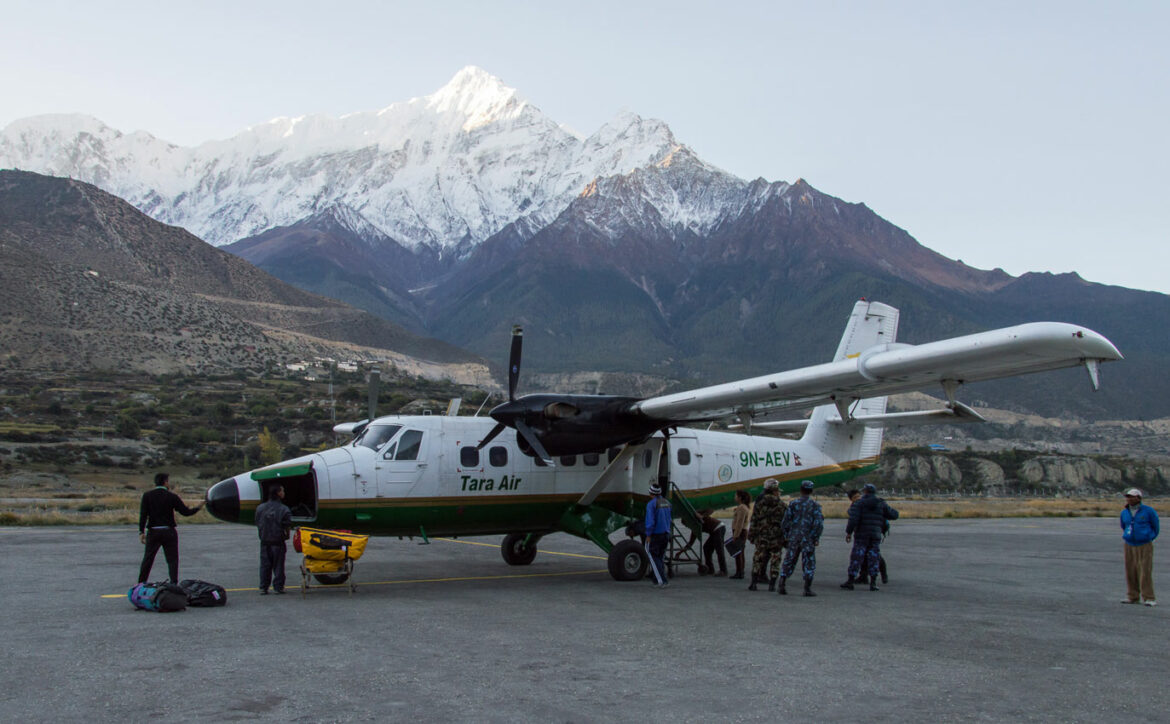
[801,300,899,462]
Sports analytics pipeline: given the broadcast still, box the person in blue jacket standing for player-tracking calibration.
[1120,487,1159,606]
[645,481,673,588]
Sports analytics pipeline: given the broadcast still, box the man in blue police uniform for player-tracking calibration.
[777,480,824,596]
[644,481,673,588]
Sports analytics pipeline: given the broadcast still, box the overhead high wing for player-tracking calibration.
[633,319,1121,424]
[480,300,1122,461]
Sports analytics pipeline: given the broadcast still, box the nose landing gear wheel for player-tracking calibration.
[501,532,539,565]
[608,539,649,581]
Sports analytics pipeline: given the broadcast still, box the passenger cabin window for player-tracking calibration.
[460,446,479,467]
[607,447,621,464]
[642,449,654,469]
[560,455,576,467]
[583,452,600,466]
[393,430,423,461]
[355,424,402,451]
[677,448,691,466]
[489,446,508,467]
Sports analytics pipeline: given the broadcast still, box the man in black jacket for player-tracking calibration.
[256,485,293,594]
[841,483,899,591]
[138,472,203,583]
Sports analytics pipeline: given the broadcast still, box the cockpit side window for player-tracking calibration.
[355,424,402,451]
[394,430,423,461]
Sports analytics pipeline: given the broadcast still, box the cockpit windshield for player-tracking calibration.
[354,424,402,451]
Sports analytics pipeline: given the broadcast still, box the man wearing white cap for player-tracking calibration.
[1120,488,1159,606]
[644,481,673,588]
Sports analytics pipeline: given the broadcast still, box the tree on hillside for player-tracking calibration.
[115,414,140,440]
[258,427,281,466]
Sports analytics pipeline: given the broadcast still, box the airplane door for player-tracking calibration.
[375,428,429,496]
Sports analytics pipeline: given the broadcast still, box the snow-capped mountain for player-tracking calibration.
[0,66,691,252]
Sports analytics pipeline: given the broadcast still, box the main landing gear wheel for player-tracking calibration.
[501,533,539,565]
[313,572,350,585]
[608,539,649,581]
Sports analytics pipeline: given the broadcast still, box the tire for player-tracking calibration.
[608,539,649,581]
[313,572,349,585]
[501,533,539,566]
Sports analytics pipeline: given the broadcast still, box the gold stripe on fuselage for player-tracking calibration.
[238,458,878,511]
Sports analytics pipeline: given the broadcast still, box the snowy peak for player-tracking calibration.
[0,67,755,251]
[425,66,527,130]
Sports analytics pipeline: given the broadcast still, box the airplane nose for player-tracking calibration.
[205,477,240,522]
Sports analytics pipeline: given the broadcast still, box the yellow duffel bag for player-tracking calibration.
[296,527,369,561]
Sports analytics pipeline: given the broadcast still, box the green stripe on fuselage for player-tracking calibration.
[238,459,877,541]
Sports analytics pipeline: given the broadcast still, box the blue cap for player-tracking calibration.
[800,480,814,491]
[863,483,877,493]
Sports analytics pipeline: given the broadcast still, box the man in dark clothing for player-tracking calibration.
[256,485,294,594]
[138,472,203,583]
[842,483,899,591]
[686,508,728,576]
[846,488,889,585]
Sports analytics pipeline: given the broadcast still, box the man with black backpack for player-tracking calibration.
[256,484,293,594]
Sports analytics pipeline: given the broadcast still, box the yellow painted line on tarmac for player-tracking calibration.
[434,536,607,560]
[101,568,607,598]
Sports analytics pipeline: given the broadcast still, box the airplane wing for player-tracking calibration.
[631,318,1122,424]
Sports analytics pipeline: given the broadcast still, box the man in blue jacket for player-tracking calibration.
[644,481,673,588]
[1120,487,1159,607]
[842,483,898,592]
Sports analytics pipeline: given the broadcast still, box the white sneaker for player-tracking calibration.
[1144,600,1157,607]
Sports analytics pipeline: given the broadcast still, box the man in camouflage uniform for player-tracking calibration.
[778,480,824,597]
[747,479,786,591]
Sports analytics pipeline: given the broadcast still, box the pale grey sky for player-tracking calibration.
[2,0,1167,293]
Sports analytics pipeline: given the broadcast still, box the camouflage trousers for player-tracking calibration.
[847,538,882,579]
[751,544,783,580]
[781,543,816,581]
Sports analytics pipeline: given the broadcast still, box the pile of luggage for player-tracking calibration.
[128,579,227,612]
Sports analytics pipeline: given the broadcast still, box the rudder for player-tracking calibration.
[802,300,899,462]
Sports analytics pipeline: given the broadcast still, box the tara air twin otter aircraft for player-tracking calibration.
[204,300,1121,582]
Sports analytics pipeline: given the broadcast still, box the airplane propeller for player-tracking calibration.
[476,326,662,461]
[477,326,555,463]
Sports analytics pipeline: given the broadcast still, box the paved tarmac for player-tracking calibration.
[0,517,1165,722]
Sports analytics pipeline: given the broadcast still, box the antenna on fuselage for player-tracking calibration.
[367,367,380,422]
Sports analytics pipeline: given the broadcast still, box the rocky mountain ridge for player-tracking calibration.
[0,170,490,382]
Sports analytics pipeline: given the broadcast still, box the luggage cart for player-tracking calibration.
[294,527,369,596]
[300,556,356,595]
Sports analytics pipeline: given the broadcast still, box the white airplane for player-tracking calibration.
[204,300,1121,581]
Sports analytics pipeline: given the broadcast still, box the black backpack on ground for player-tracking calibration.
[178,579,228,607]
[153,582,188,612]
